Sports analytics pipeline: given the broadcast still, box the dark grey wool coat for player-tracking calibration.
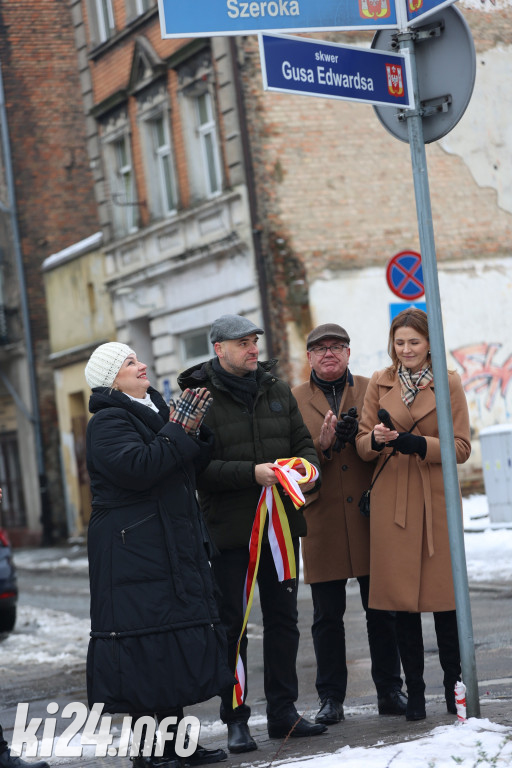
[86,386,234,715]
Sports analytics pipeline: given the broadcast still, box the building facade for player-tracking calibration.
[44,0,512,534]
[0,1,99,544]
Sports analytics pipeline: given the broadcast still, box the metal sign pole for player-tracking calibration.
[398,30,480,718]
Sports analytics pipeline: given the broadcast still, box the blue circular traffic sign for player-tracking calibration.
[386,250,424,300]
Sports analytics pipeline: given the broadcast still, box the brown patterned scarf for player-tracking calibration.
[398,363,433,407]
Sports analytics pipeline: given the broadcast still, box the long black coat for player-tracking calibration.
[86,386,233,715]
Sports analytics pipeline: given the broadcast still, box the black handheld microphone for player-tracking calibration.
[378,408,396,431]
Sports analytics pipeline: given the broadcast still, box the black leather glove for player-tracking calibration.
[388,432,427,459]
[332,408,358,452]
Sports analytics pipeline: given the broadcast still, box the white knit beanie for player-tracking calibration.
[85,342,135,389]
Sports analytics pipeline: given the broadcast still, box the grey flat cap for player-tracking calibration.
[210,314,264,343]
[307,323,350,349]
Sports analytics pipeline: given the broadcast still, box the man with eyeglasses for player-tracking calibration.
[292,324,406,725]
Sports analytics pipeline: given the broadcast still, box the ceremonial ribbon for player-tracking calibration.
[232,457,319,708]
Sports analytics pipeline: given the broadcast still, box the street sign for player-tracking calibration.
[259,33,413,109]
[372,5,475,143]
[386,250,424,299]
[406,0,458,26]
[157,0,398,39]
[390,301,427,321]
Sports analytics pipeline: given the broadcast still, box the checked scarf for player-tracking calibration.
[398,363,433,407]
[232,457,319,708]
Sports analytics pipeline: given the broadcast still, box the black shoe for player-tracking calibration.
[267,712,328,739]
[131,757,180,768]
[0,752,50,768]
[315,698,345,724]
[378,689,408,715]
[405,691,426,721]
[226,722,257,754]
[183,744,227,766]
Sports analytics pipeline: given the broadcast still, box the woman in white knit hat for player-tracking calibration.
[84,342,233,768]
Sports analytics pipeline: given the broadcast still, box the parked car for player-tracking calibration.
[0,527,18,632]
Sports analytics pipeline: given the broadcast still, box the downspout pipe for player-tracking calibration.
[229,37,274,359]
[0,61,53,544]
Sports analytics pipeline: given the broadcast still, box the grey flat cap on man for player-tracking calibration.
[210,314,264,344]
[306,323,350,349]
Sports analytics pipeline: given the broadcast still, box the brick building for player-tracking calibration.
[40,0,512,534]
[232,0,512,483]
[0,0,99,543]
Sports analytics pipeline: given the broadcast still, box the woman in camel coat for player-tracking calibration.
[356,308,471,722]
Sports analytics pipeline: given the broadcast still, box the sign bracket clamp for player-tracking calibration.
[391,21,444,48]
[397,93,452,121]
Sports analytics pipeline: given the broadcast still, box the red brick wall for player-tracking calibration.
[237,9,512,377]
[0,0,99,538]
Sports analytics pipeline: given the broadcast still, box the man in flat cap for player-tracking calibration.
[178,314,325,753]
[292,323,406,725]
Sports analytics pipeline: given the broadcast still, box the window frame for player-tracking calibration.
[104,131,139,237]
[91,0,115,44]
[142,107,178,219]
[195,90,222,198]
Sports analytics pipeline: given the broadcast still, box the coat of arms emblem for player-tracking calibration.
[385,63,404,97]
[359,0,391,19]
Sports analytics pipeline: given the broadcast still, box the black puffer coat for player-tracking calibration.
[86,386,233,715]
[178,359,320,551]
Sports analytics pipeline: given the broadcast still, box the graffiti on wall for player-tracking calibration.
[451,343,512,411]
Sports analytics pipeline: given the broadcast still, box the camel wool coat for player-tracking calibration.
[293,372,376,584]
[356,368,471,613]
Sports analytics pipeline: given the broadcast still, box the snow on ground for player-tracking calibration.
[31,714,512,767]
[0,606,90,671]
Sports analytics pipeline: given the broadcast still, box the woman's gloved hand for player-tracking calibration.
[387,432,427,459]
[169,387,213,436]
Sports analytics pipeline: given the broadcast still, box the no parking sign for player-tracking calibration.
[386,250,424,300]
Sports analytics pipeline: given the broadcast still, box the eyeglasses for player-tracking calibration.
[310,344,349,357]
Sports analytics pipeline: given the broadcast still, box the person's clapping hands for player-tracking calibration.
[332,408,358,452]
[169,387,213,436]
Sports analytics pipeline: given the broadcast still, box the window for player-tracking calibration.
[90,0,115,44]
[180,328,213,366]
[106,134,139,236]
[135,0,153,13]
[147,114,178,217]
[126,0,154,21]
[177,49,223,203]
[196,92,222,197]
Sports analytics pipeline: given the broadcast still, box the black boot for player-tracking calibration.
[0,751,49,768]
[434,610,461,715]
[226,722,257,754]
[396,612,426,721]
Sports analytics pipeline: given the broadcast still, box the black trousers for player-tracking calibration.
[0,725,8,755]
[396,610,460,693]
[212,539,301,723]
[311,575,403,702]
[130,709,183,757]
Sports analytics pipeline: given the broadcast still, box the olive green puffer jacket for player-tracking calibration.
[178,359,320,550]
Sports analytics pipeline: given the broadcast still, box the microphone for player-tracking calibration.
[378,408,396,431]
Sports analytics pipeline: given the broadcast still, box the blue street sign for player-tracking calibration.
[259,33,413,109]
[157,0,398,38]
[389,302,427,321]
[406,0,458,25]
